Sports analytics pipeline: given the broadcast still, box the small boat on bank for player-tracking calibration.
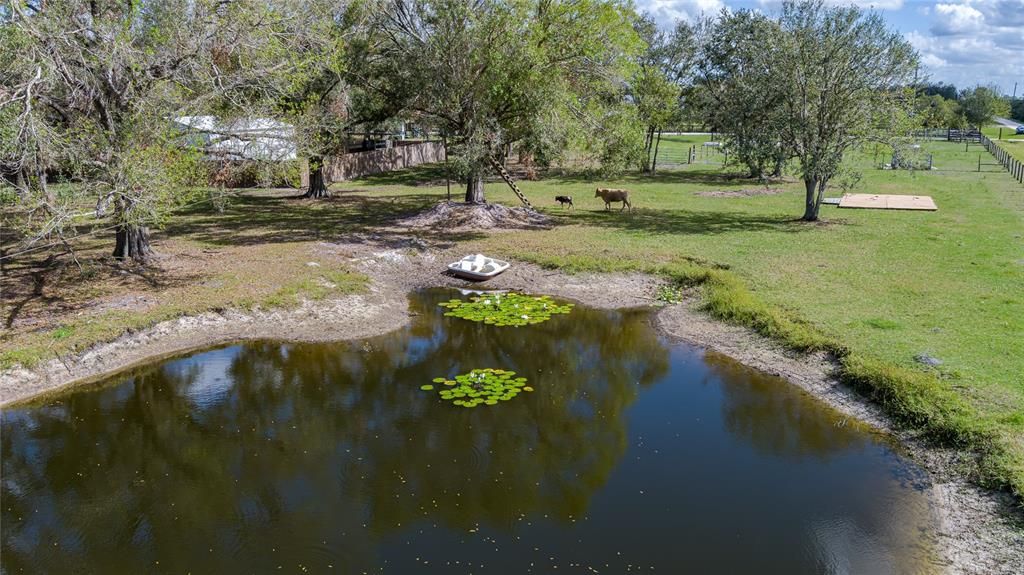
[447,254,510,281]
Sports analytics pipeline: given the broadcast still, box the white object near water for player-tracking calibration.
[447,254,510,281]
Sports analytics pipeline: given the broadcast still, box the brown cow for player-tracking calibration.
[595,188,631,211]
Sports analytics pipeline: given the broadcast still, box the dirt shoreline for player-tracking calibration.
[1,243,1021,572]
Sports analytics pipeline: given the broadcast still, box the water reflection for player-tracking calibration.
[1,289,938,574]
[707,351,864,459]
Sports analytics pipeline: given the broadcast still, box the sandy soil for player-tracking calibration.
[396,201,550,231]
[0,237,1020,572]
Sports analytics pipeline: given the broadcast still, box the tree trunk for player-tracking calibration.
[111,194,153,263]
[642,126,655,172]
[13,168,28,199]
[112,223,153,262]
[771,157,784,178]
[801,177,824,221]
[651,130,662,173]
[465,170,485,204]
[303,157,330,199]
[35,162,53,206]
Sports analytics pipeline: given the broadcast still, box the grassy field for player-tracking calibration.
[2,134,1023,495]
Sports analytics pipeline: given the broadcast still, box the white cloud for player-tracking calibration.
[639,0,725,22]
[908,9,1024,93]
[636,0,1023,93]
[755,0,904,9]
[931,3,985,35]
[921,53,948,68]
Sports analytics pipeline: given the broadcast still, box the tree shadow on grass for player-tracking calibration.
[161,190,486,248]
[553,207,824,237]
[539,167,753,187]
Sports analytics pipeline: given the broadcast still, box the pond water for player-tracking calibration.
[1,289,941,574]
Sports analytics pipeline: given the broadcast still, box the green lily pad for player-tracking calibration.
[437,293,573,327]
[423,368,534,407]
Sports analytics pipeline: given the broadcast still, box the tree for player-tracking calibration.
[958,85,1010,128]
[349,0,643,204]
[1011,98,1024,123]
[228,0,367,200]
[778,1,918,221]
[921,82,958,101]
[632,15,696,173]
[914,93,964,129]
[698,9,790,180]
[703,1,917,221]
[1,0,270,262]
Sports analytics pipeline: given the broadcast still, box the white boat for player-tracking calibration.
[447,254,510,281]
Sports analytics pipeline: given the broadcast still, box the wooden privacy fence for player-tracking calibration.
[979,134,1024,184]
[301,141,445,185]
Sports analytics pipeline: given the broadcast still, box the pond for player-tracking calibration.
[1,289,941,574]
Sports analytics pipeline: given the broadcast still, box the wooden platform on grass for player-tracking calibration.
[838,193,937,211]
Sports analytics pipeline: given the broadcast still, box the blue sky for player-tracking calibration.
[637,0,1024,97]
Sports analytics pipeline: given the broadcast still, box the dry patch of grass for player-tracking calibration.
[1,236,366,369]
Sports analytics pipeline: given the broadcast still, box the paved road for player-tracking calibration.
[994,116,1022,129]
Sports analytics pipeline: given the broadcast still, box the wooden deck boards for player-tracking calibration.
[838,193,937,211]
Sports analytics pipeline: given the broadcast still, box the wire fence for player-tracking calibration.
[655,142,727,169]
[979,134,1024,184]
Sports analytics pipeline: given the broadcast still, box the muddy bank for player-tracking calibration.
[1,241,1021,573]
[0,285,411,407]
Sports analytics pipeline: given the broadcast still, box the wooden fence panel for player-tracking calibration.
[316,142,446,183]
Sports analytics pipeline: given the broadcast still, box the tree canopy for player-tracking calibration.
[698,0,918,220]
[958,85,1010,128]
[1,0,297,261]
[347,0,644,203]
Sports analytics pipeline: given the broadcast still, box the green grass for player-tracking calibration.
[344,140,1024,496]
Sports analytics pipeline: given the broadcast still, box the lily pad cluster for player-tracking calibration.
[422,369,533,407]
[438,292,573,326]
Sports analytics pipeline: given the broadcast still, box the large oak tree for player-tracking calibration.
[699,1,918,221]
[349,0,643,204]
[1,0,323,262]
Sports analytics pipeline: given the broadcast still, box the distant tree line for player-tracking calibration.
[915,83,1012,129]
